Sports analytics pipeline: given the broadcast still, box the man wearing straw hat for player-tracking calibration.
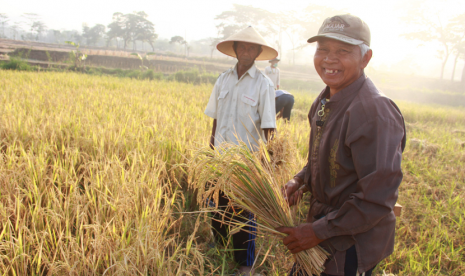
[277,14,406,275]
[204,26,278,275]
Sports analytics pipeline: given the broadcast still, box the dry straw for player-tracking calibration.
[189,140,328,275]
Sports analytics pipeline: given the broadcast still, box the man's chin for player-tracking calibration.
[238,60,254,67]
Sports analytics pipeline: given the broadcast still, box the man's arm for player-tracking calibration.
[311,116,405,240]
[210,119,217,150]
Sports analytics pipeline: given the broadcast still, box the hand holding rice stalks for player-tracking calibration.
[189,141,328,275]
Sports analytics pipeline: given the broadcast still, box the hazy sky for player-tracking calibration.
[3,0,465,78]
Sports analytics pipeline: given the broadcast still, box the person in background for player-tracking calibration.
[264,58,294,121]
[264,57,280,90]
[277,14,406,276]
[204,26,277,276]
[275,89,295,121]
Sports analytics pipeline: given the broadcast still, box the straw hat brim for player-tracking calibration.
[216,26,278,61]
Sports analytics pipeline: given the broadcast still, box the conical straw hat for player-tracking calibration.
[216,26,278,61]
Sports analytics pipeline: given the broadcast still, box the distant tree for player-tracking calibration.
[136,14,157,51]
[10,23,21,40]
[106,11,157,50]
[51,29,62,43]
[83,23,106,46]
[0,13,9,38]
[170,36,189,57]
[22,13,44,40]
[448,13,465,82]
[401,3,456,79]
[106,12,125,48]
[32,21,47,41]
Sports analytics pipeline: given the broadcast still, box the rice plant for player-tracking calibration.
[189,141,328,275]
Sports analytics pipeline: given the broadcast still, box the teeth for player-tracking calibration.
[326,69,337,74]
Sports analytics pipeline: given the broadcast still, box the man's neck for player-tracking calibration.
[237,62,254,79]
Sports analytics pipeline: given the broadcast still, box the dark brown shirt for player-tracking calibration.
[295,74,406,275]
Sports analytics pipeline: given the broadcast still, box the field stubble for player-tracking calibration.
[0,70,464,275]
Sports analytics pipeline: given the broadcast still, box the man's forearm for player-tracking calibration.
[210,119,217,149]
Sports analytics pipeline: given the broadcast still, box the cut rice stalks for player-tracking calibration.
[189,141,328,275]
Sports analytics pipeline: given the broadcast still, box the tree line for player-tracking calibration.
[1,3,465,82]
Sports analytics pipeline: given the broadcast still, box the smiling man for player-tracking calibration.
[277,15,407,276]
[204,26,277,276]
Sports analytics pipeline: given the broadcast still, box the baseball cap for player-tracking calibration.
[307,14,371,47]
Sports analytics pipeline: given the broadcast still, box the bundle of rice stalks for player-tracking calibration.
[189,141,328,275]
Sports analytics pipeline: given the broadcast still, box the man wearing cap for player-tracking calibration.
[204,26,278,275]
[277,14,406,276]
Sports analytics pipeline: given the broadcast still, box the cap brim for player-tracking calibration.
[307,33,364,45]
[217,40,278,61]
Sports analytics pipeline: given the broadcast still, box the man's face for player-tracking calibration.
[314,38,371,94]
[235,42,262,67]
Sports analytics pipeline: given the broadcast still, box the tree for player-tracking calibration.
[130,52,155,70]
[401,2,456,79]
[31,21,47,40]
[448,13,465,82]
[10,23,21,40]
[0,13,9,38]
[22,13,44,40]
[106,12,125,48]
[65,41,87,70]
[106,11,157,50]
[137,16,157,51]
[170,36,189,56]
[83,23,106,46]
[51,29,62,43]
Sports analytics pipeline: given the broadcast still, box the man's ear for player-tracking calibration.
[361,49,372,69]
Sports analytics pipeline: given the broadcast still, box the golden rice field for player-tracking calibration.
[0,70,464,275]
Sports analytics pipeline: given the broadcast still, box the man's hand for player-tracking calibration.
[276,223,325,254]
[283,177,307,206]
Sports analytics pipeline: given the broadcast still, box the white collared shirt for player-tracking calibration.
[205,63,276,150]
[264,66,280,89]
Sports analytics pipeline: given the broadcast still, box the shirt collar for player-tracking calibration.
[233,62,257,79]
[320,72,367,102]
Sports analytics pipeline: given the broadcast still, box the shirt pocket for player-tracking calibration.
[217,89,229,112]
[240,94,258,119]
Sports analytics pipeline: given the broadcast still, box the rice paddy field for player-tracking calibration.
[0,70,464,275]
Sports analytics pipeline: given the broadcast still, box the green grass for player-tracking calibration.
[0,69,464,275]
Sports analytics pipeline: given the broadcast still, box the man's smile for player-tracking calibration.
[323,68,341,75]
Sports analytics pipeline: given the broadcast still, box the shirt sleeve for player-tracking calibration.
[258,80,276,129]
[204,77,221,119]
[312,116,405,240]
[294,165,307,181]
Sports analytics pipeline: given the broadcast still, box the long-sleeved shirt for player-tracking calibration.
[205,63,276,150]
[295,73,406,275]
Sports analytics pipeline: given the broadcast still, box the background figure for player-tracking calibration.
[264,58,280,90]
[275,90,294,121]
